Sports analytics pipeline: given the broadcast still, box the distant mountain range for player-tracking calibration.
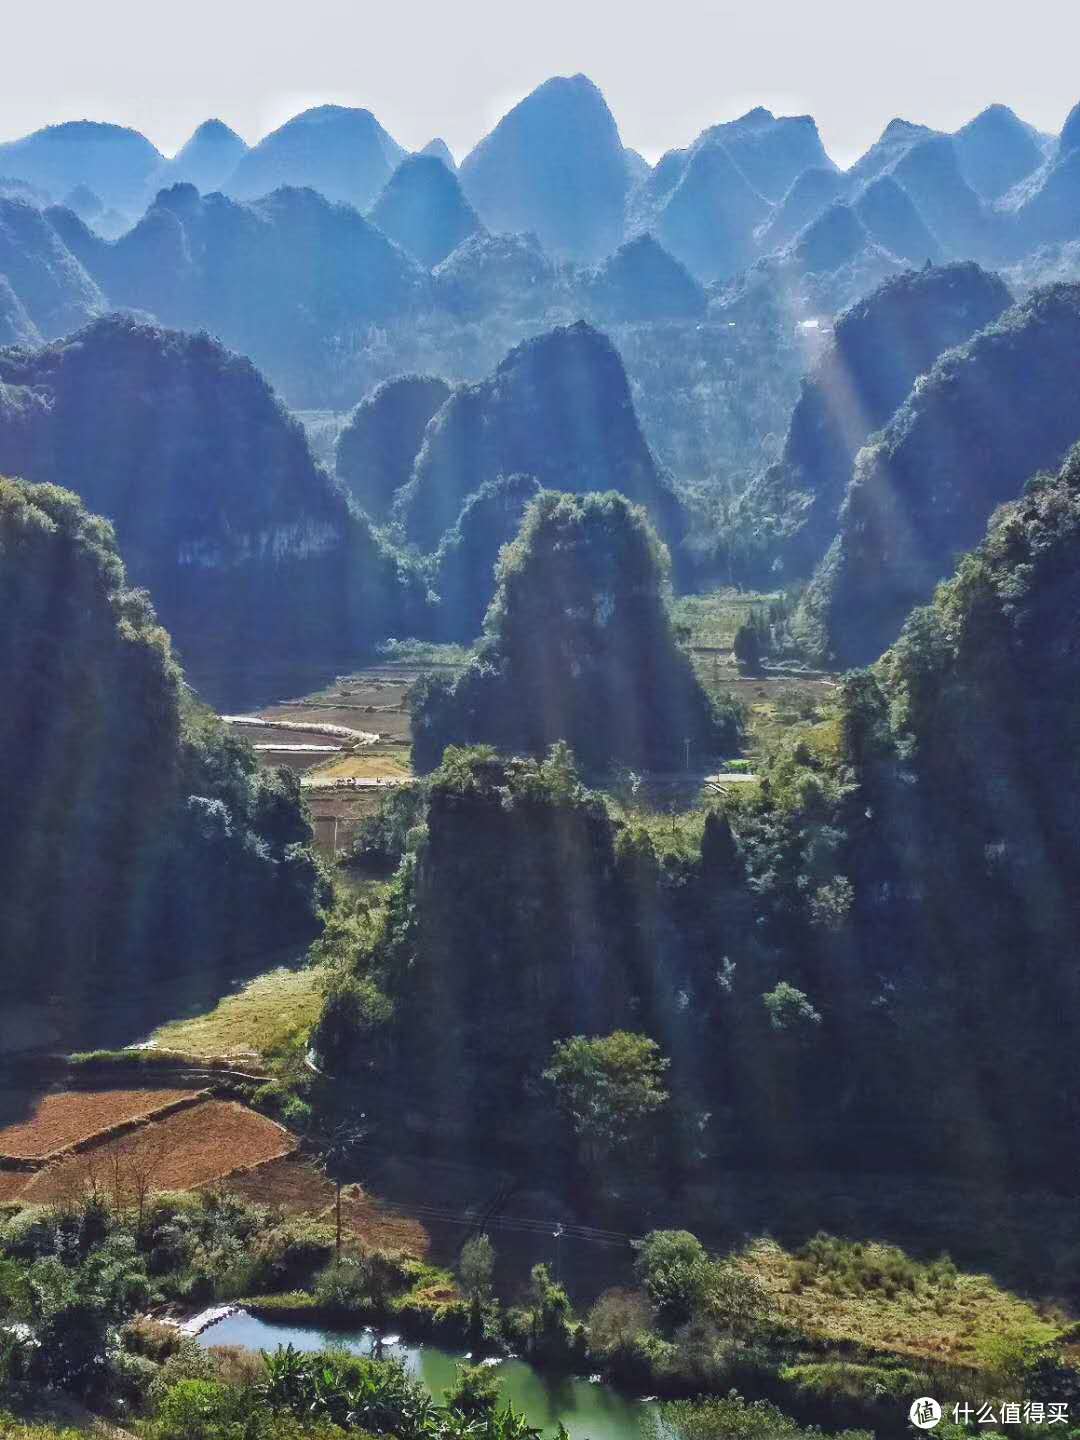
[1,81,1075,283]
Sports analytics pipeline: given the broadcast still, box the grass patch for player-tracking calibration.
[376,639,473,667]
[146,966,323,1060]
[308,750,413,782]
[671,589,780,650]
[743,1235,1059,1367]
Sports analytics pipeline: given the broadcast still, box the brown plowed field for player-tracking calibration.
[20,1100,294,1201]
[220,1154,428,1255]
[0,1172,29,1202]
[0,1088,201,1160]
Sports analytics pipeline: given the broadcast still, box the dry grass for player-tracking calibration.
[21,1100,294,1200]
[0,1088,201,1160]
[334,1185,430,1256]
[308,751,412,782]
[743,1237,1059,1366]
[146,966,322,1059]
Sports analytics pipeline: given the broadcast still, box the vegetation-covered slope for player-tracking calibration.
[0,196,104,337]
[797,281,1080,665]
[394,321,686,558]
[411,490,734,772]
[730,262,1012,581]
[335,373,452,521]
[0,477,327,1002]
[0,316,425,695]
[48,182,430,394]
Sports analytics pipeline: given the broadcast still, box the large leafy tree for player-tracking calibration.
[544,1030,670,1167]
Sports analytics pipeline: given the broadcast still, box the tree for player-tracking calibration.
[633,1230,710,1327]
[732,618,764,674]
[312,1119,368,1258]
[459,1233,495,1302]
[108,1127,171,1231]
[524,1263,573,1360]
[444,1361,501,1419]
[544,1031,670,1167]
[762,982,822,1033]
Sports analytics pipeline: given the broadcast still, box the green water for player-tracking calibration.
[198,1311,655,1440]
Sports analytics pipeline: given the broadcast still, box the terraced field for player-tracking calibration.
[0,1090,295,1204]
[0,1087,201,1160]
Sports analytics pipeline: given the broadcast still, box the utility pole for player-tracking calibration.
[553,1223,565,1286]
[684,736,691,772]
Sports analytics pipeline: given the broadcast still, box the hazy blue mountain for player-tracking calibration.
[796,283,1080,667]
[47,183,429,394]
[853,174,942,264]
[368,154,483,268]
[419,137,457,171]
[579,233,706,321]
[756,166,845,253]
[953,104,1043,201]
[163,118,248,192]
[0,176,50,205]
[656,140,771,282]
[432,229,558,316]
[845,118,939,189]
[432,472,542,640]
[393,320,685,558]
[732,261,1011,581]
[227,104,405,209]
[62,183,103,221]
[887,134,990,258]
[1001,102,1080,252]
[694,107,835,201]
[336,373,452,521]
[0,275,42,346]
[0,120,162,211]
[459,74,629,262]
[624,148,651,183]
[0,315,425,695]
[1049,98,1080,161]
[782,201,873,274]
[0,196,104,336]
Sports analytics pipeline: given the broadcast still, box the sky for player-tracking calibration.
[3,0,1079,167]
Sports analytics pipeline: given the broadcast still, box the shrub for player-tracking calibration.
[444,1361,501,1418]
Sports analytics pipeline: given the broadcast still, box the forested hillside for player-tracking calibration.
[0,316,426,695]
[796,282,1080,665]
[393,322,687,559]
[728,262,1012,581]
[412,491,733,771]
[0,478,327,1004]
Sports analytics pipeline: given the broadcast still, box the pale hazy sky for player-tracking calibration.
[4,0,1079,167]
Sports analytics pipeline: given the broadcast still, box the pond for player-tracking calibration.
[198,1310,657,1440]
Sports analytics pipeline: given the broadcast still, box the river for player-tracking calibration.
[198,1310,656,1440]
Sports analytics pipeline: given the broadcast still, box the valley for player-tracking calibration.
[5,29,1080,1440]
